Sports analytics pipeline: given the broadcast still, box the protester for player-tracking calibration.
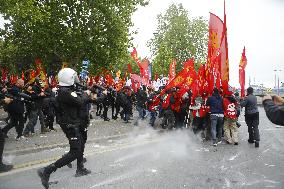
[160,89,176,129]
[240,87,260,148]
[0,96,14,172]
[223,91,239,145]
[1,79,26,140]
[206,88,224,146]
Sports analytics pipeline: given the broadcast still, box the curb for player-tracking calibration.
[4,133,129,156]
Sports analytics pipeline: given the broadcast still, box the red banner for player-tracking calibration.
[127,63,132,74]
[207,13,224,94]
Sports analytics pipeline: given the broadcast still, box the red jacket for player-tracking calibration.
[223,97,237,120]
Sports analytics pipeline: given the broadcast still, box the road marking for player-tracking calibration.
[0,138,159,177]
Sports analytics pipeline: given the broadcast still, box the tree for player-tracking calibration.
[0,0,148,74]
[148,3,208,75]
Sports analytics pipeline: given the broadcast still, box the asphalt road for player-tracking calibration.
[1,107,284,189]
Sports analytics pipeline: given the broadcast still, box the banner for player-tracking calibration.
[127,63,132,74]
[207,13,224,94]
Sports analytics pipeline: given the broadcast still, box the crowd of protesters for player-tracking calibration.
[0,75,268,173]
[0,76,259,145]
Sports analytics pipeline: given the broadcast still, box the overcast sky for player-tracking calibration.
[131,0,284,88]
[1,0,283,88]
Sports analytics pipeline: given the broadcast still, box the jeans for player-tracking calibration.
[210,114,224,143]
[24,109,38,134]
[149,111,157,127]
[135,106,145,125]
[245,112,260,142]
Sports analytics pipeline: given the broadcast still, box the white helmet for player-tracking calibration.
[58,68,79,87]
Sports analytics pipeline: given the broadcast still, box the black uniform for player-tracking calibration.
[38,86,91,189]
[42,88,56,130]
[0,97,13,172]
[2,85,25,139]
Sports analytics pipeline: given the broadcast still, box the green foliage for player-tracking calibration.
[148,3,208,75]
[0,0,148,74]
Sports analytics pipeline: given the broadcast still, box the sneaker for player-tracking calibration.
[217,140,222,144]
[213,142,217,147]
[75,168,91,177]
[0,163,13,173]
[255,141,259,148]
[37,168,50,189]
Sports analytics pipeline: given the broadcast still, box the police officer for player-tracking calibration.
[37,68,91,189]
[1,79,25,140]
[0,96,14,172]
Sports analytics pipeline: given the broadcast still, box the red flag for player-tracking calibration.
[131,48,150,83]
[239,47,247,98]
[131,48,141,65]
[160,59,196,96]
[131,74,142,92]
[140,59,150,83]
[127,63,133,74]
[105,74,114,86]
[21,71,25,81]
[35,58,42,75]
[207,13,224,94]
[10,75,18,84]
[168,59,176,81]
[1,68,8,83]
[197,64,205,94]
[183,59,195,71]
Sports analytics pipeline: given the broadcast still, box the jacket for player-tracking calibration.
[263,99,284,126]
[136,89,147,108]
[223,96,237,120]
[240,94,259,115]
[206,93,224,114]
[56,86,86,125]
[6,86,25,114]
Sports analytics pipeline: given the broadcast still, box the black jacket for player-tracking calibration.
[56,87,86,125]
[42,92,56,117]
[136,89,147,108]
[263,99,284,126]
[6,86,25,115]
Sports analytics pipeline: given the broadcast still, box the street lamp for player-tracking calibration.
[274,69,282,95]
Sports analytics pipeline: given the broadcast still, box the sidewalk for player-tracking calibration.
[0,110,136,155]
